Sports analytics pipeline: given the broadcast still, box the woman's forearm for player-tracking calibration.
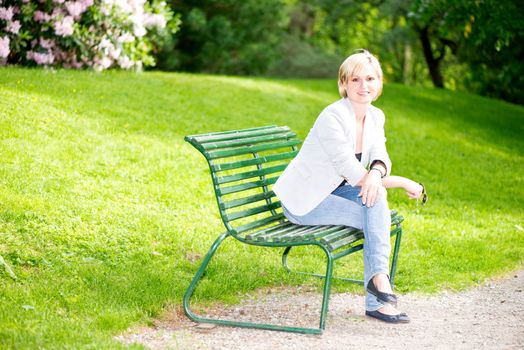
[381,175,410,189]
[382,175,424,199]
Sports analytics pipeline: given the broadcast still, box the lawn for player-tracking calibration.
[0,67,523,349]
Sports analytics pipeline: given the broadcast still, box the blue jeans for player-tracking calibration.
[282,184,391,311]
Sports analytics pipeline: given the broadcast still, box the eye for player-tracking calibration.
[351,78,359,82]
[367,76,375,81]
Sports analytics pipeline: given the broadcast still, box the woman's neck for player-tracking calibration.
[349,100,369,122]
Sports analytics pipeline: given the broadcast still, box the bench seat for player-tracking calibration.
[242,211,401,247]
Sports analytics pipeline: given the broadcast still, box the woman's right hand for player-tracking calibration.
[358,170,383,207]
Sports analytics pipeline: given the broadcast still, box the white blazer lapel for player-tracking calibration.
[361,107,374,166]
[342,99,357,150]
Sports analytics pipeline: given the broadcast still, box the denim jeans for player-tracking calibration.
[282,184,391,311]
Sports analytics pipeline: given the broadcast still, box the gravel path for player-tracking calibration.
[118,270,524,349]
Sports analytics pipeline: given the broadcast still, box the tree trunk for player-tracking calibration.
[419,26,444,88]
[403,43,412,84]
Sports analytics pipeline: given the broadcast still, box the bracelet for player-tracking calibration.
[370,160,387,177]
[369,168,384,177]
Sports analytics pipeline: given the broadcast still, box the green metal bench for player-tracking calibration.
[183,125,404,334]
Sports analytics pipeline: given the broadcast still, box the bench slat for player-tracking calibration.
[234,213,286,234]
[221,191,277,210]
[295,226,346,241]
[255,225,312,242]
[326,232,363,251]
[320,228,356,245]
[392,214,403,225]
[269,226,323,242]
[206,139,301,159]
[188,125,289,144]
[200,131,297,150]
[282,225,335,242]
[216,164,287,185]
[211,151,297,172]
[218,176,279,195]
[244,221,294,240]
[226,201,281,221]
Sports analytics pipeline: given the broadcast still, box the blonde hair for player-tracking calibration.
[338,49,383,100]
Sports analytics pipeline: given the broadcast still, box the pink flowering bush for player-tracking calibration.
[0,0,180,70]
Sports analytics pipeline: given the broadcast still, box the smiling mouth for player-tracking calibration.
[357,91,370,96]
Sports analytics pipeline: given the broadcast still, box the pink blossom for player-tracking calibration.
[6,20,21,34]
[70,55,83,69]
[0,36,10,59]
[135,60,143,72]
[109,47,121,60]
[27,50,55,65]
[100,4,111,16]
[144,14,166,29]
[94,55,113,71]
[39,38,55,49]
[99,38,112,50]
[54,16,74,37]
[112,0,133,13]
[117,32,135,43]
[34,11,51,23]
[118,55,132,69]
[66,2,86,19]
[100,56,112,68]
[51,8,63,19]
[133,25,146,38]
[0,6,14,21]
[54,49,82,69]
[81,0,93,7]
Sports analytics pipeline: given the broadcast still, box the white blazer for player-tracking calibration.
[273,98,392,216]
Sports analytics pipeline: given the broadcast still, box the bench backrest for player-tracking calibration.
[185,125,301,237]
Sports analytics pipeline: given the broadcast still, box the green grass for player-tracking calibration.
[1,67,523,349]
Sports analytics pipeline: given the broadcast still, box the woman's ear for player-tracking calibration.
[338,80,347,97]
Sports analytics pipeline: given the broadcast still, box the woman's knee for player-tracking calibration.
[377,186,388,202]
[365,186,388,212]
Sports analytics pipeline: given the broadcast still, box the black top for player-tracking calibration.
[337,153,362,188]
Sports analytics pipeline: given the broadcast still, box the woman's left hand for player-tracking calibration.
[358,170,382,207]
[405,180,424,199]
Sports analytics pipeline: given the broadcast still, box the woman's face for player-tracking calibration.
[342,64,380,105]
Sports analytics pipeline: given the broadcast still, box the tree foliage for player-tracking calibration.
[157,0,286,75]
[408,0,524,103]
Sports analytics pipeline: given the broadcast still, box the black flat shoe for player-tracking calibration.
[365,310,410,324]
[367,279,398,306]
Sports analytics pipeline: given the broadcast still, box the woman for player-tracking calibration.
[273,49,425,323]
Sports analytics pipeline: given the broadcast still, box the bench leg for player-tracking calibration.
[282,246,365,285]
[183,233,326,334]
[389,227,403,287]
[282,227,404,288]
[319,251,334,330]
[183,231,230,322]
